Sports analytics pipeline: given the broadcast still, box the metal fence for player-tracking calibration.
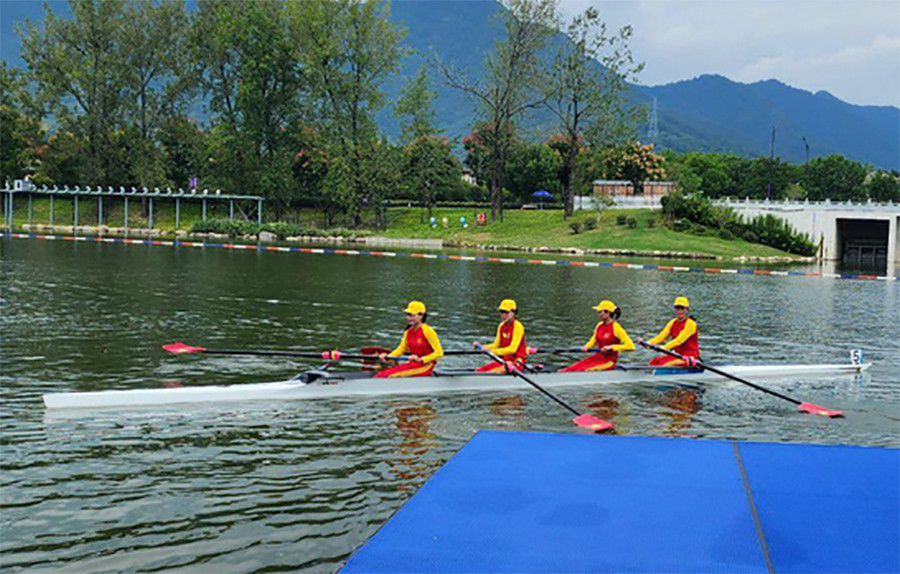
[1,180,264,231]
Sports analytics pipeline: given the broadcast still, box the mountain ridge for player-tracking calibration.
[2,0,897,170]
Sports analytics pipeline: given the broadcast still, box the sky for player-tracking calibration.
[559,0,900,108]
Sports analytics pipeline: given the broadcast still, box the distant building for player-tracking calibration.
[592,179,675,198]
[461,168,477,186]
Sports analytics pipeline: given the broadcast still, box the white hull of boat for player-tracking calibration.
[43,362,870,410]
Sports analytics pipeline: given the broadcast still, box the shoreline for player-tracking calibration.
[3,223,815,264]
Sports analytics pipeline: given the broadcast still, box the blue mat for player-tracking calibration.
[342,432,899,573]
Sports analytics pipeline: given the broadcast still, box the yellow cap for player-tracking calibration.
[592,300,617,312]
[673,296,690,308]
[497,299,517,312]
[404,301,426,314]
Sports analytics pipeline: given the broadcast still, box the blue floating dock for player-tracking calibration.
[342,431,899,573]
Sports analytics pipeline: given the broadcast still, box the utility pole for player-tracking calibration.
[802,136,810,164]
[767,126,776,200]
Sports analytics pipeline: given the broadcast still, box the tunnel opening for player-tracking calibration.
[837,218,888,270]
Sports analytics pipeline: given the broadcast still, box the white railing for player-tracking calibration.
[717,197,898,212]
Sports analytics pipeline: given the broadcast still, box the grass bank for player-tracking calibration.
[5,198,802,259]
[380,208,799,259]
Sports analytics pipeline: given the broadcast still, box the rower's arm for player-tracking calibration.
[583,326,598,349]
[492,320,524,357]
[388,332,409,357]
[610,323,636,352]
[663,318,697,350]
[647,319,675,346]
[483,323,503,352]
[419,325,444,363]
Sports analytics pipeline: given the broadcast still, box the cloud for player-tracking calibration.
[559,0,900,107]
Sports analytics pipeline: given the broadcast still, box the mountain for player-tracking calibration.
[2,0,898,170]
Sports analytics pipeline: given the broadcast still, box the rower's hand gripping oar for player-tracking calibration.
[639,341,843,417]
[478,347,614,432]
[163,342,404,362]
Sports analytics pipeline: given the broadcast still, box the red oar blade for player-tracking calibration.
[573,414,615,432]
[799,402,844,418]
[163,342,206,354]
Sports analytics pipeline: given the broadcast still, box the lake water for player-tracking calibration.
[2,237,898,572]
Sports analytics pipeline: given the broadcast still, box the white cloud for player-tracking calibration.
[559,0,900,107]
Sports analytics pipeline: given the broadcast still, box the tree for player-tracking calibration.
[544,6,643,216]
[866,171,900,202]
[508,139,562,203]
[393,65,440,144]
[802,155,868,201]
[20,0,129,183]
[403,136,461,218]
[193,0,302,210]
[120,0,193,186]
[438,0,556,220]
[606,141,665,195]
[0,63,44,182]
[291,0,405,226]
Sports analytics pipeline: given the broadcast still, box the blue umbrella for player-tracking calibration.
[532,190,552,210]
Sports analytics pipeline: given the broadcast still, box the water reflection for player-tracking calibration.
[386,402,442,491]
[656,385,704,437]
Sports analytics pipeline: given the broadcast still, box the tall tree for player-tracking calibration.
[120,0,192,186]
[403,135,461,218]
[0,63,44,182]
[393,65,440,144]
[20,0,128,183]
[439,0,556,220]
[290,0,405,226]
[544,7,643,216]
[193,0,302,210]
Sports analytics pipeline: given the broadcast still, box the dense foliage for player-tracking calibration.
[661,191,816,256]
[2,0,895,236]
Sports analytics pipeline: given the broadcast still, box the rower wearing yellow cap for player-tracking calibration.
[641,296,700,367]
[560,300,635,372]
[473,299,528,373]
[375,301,444,378]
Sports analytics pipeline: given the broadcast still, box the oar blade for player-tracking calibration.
[573,414,615,432]
[163,342,205,354]
[799,402,844,418]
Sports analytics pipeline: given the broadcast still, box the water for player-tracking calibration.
[2,238,898,572]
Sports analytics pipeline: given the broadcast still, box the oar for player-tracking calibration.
[163,342,401,362]
[639,341,843,417]
[362,346,541,357]
[479,348,614,432]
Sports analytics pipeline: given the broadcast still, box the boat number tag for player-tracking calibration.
[850,349,864,365]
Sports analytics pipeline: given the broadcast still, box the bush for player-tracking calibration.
[693,225,707,235]
[717,228,735,240]
[647,218,656,228]
[626,217,637,229]
[583,217,597,231]
[263,222,303,240]
[190,218,260,238]
[569,222,583,234]
[672,219,692,232]
[616,214,627,226]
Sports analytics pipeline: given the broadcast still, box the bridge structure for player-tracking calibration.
[721,198,899,270]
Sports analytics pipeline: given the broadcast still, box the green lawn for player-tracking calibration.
[380,207,797,259]
[7,199,800,259]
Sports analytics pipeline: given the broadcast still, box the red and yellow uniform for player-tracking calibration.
[476,299,527,373]
[376,302,444,378]
[560,320,635,372]
[648,297,699,367]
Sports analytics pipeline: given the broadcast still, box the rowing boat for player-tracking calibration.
[42,361,870,410]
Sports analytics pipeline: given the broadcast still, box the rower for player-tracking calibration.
[375,301,444,378]
[640,296,700,367]
[473,299,528,373]
[560,300,635,372]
